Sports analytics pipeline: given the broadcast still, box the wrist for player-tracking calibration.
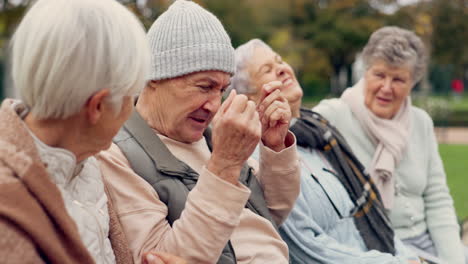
[265,142,286,152]
[207,156,242,185]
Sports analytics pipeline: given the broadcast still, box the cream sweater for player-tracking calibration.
[314,98,464,264]
[97,132,300,264]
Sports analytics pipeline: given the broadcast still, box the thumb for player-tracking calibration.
[143,253,165,264]
[152,252,187,264]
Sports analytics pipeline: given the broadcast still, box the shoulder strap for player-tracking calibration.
[114,112,236,264]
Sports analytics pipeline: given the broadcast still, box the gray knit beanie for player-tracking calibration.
[147,0,235,80]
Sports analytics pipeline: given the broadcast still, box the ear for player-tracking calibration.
[148,80,158,90]
[85,89,111,125]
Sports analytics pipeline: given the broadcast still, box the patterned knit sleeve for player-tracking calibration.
[421,111,465,264]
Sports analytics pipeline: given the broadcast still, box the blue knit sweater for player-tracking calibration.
[278,146,419,263]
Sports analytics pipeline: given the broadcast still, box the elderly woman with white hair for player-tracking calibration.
[314,26,465,264]
[0,0,185,263]
[232,38,425,263]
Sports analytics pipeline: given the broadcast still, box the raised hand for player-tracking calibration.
[256,81,292,152]
[207,90,261,185]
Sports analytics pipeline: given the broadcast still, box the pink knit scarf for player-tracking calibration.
[341,79,411,209]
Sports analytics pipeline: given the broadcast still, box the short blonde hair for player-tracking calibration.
[11,0,151,119]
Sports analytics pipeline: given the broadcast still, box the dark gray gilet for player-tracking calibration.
[113,111,277,264]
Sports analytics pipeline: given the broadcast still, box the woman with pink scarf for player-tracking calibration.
[315,26,466,264]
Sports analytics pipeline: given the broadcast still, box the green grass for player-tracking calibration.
[439,144,468,220]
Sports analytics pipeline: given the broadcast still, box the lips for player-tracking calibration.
[376,96,392,105]
[188,109,212,127]
[282,77,295,88]
[190,117,207,123]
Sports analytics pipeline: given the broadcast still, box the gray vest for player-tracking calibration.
[113,111,277,264]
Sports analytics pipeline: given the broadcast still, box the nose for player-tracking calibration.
[381,78,392,93]
[202,93,222,113]
[276,64,287,77]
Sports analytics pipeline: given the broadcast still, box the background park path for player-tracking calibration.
[435,127,468,145]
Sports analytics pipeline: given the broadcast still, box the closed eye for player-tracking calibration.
[262,65,272,74]
[374,72,385,79]
[394,78,405,83]
[197,85,212,91]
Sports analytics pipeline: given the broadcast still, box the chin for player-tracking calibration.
[180,132,205,144]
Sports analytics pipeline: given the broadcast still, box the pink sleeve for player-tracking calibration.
[252,131,300,225]
[97,144,250,264]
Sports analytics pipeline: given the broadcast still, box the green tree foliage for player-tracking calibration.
[1,0,466,97]
[431,0,468,78]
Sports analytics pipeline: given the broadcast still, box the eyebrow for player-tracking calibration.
[194,77,218,86]
[193,77,230,89]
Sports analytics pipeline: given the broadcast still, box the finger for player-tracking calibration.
[154,252,187,264]
[258,81,283,105]
[263,100,286,122]
[213,90,236,124]
[244,100,257,120]
[219,89,236,114]
[143,253,165,264]
[269,108,288,128]
[258,89,283,114]
[228,94,249,114]
[252,108,260,126]
[253,111,262,134]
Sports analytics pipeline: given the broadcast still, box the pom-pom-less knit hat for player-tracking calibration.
[147,0,235,81]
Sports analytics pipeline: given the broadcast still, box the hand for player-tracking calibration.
[208,90,261,184]
[408,258,423,264]
[143,252,187,264]
[256,81,292,152]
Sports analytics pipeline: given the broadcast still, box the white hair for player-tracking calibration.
[11,0,151,119]
[229,38,272,95]
[361,26,427,83]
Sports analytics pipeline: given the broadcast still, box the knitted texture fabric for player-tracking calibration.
[147,0,235,80]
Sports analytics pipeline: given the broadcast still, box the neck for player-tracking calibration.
[291,103,301,118]
[292,108,300,118]
[24,113,93,163]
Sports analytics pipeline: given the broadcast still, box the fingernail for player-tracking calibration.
[147,254,156,262]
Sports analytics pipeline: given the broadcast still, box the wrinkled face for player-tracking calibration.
[364,60,413,119]
[151,71,230,143]
[246,46,303,116]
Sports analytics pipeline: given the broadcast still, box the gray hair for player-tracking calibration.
[229,39,272,95]
[361,26,427,83]
[11,0,151,119]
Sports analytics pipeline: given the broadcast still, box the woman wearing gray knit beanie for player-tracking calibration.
[97,1,300,263]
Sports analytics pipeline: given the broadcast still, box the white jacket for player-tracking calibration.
[31,129,116,264]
